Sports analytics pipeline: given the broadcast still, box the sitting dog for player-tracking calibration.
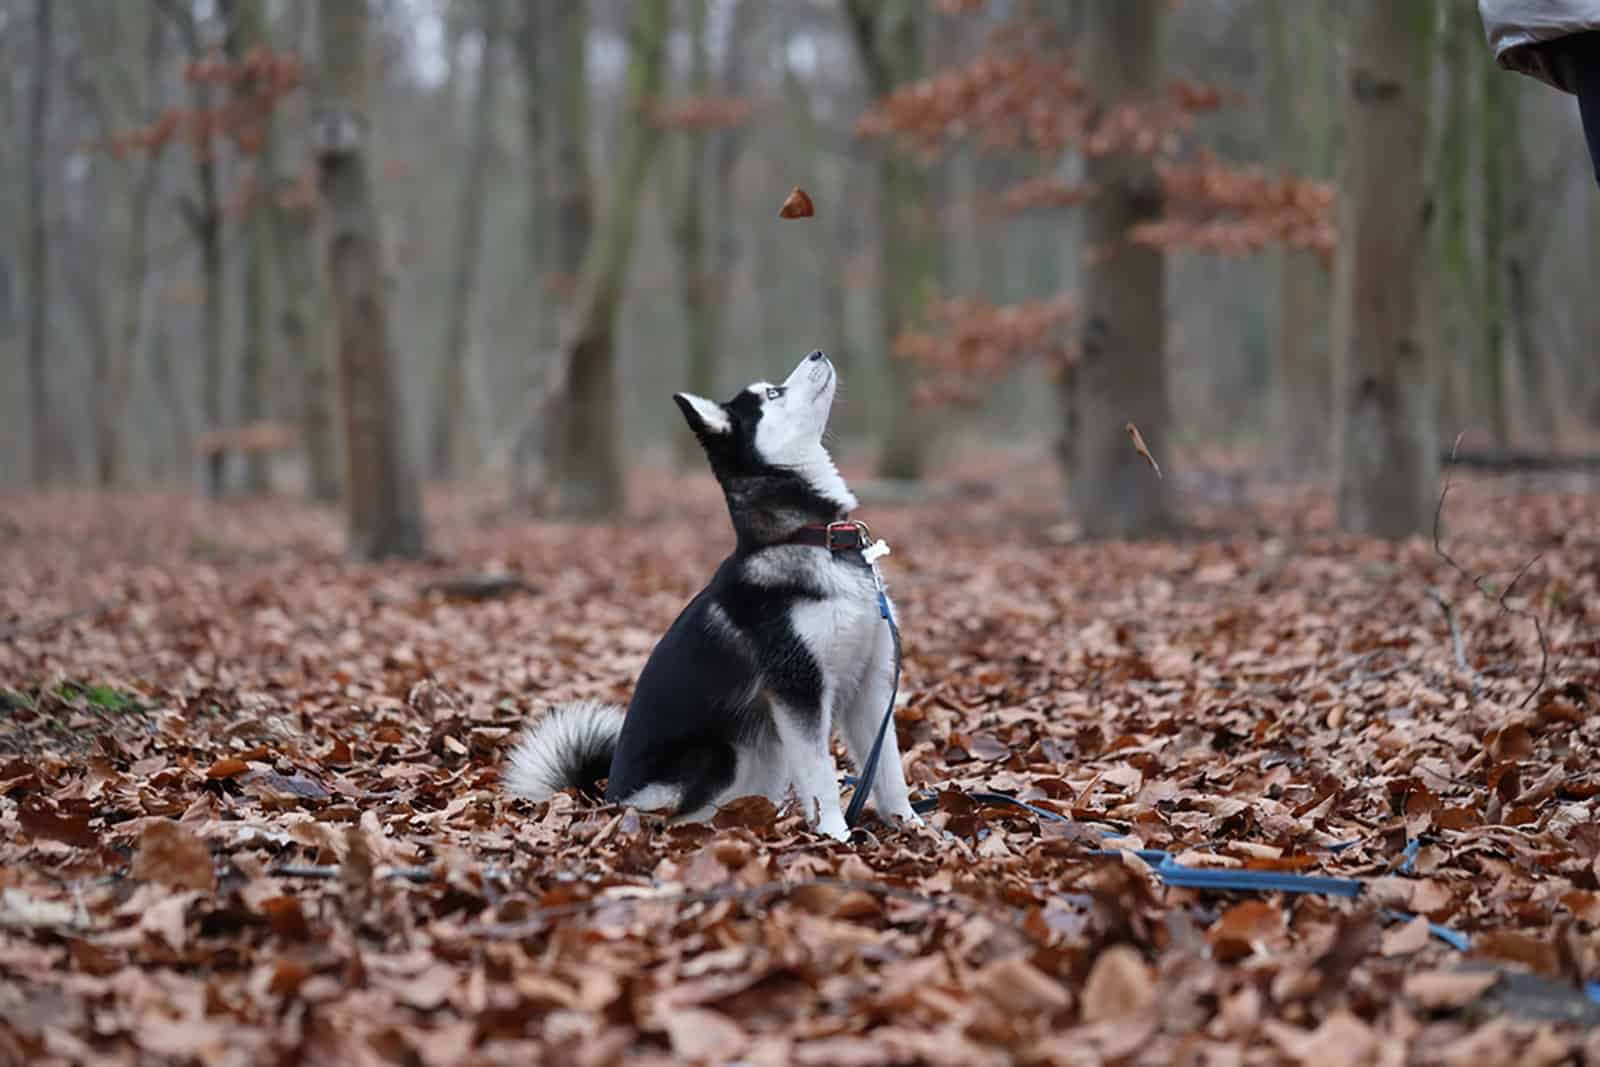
[504,350,918,838]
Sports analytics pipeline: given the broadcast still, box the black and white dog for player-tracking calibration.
[504,351,918,839]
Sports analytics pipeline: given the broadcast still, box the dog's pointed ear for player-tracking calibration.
[674,393,730,436]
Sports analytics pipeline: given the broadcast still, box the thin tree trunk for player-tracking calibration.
[1065,3,1174,538]
[1334,0,1438,538]
[1432,2,1478,441]
[515,0,596,507]
[227,0,276,493]
[1501,93,1562,445]
[671,0,715,468]
[273,191,341,502]
[195,121,227,497]
[1480,49,1512,448]
[1265,0,1332,476]
[846,0,937,482]
[548,0,670,518]
[429,0,501,480]
[316,0,427,560]
[23,0,54,486]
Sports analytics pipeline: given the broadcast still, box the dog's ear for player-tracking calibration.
[673,393,731,436]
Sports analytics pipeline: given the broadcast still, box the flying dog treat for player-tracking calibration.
[779,187,815,218]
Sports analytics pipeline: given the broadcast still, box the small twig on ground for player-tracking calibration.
[271,864,436,884]
[1424,586,1470,674]
[1432,431,1550,708]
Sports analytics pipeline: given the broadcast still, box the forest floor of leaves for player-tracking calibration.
[1,454,1597,1066]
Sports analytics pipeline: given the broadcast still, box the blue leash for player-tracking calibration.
[843,579,900,829]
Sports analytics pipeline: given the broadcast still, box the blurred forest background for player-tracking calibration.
[2,0,1597,555]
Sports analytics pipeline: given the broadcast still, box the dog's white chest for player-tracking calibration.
[786,563,882,684]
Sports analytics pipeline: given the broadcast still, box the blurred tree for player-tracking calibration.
[845,0,937,482]
[316,0,426,559]
[1333,0,1438,537]
[266,2,339,503]
[158,0,228,497]
[545,0,670,517]
[512,0,596,506]
[1265,0,1333,475]
[23,0,54,486]
[64,3,165,487]
[430,0,501,480]
[1432,2,1479,440]
[671,0,712,471]
[1481,47,1512,448]
[1065,2,1175,538]
[225,0,277,493]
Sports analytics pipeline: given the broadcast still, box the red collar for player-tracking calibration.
[786,519,873,554]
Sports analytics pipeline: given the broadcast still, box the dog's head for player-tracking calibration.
[675,351,858,538]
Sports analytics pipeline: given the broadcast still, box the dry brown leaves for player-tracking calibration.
[0,466,1597,1064]
[1129,149,1337,262]
[98,47,303,163]
[857,41,1216,161]
[894,298,1077,407]
[653,95,755,133]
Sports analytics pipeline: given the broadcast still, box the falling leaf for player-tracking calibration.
[1125,422,1162,478]
[779,186,815,219]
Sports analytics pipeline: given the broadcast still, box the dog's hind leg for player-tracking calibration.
[837,608,919,824]
[772,700,849,840]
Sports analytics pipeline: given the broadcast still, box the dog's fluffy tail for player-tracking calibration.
[503,699,625,801]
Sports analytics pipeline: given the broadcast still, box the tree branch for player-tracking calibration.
[1432,431,1551,708]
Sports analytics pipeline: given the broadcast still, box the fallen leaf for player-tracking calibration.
[1379,914,1430,957]
[132,819,215,892]
[18,796,99,849]
[1082,944,1155,1020]
[206,756,251,780]
[1403,969,1499,1010]
[662,1007,748,1062]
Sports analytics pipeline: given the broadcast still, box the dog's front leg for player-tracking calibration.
[837,602,920,825]
[772,701,848,840]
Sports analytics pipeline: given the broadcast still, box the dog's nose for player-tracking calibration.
[807,350,826,363]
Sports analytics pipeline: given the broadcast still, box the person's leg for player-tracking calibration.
[1554,32,1600,187]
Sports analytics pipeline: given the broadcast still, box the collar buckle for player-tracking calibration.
[824,519,871,552]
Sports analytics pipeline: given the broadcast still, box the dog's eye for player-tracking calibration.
[765,387,786,400]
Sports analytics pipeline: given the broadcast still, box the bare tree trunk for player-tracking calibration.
[846,0,937,482]
[1066,3,1174,538]
[1266,0,1332,476]
[226,0,276,493]
[548,0,669,518]
[316,0,427,560]
[194,117,227,497]
[273,192,341,502]
[1480,49,1512,448]
[1334,1,1438,538]
[429,0,501,480]
[23,0,54,486]
[1432,2,1478,441]
[1501,94,1563,445]
[671,0,714,468]
[514,0,595,506]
